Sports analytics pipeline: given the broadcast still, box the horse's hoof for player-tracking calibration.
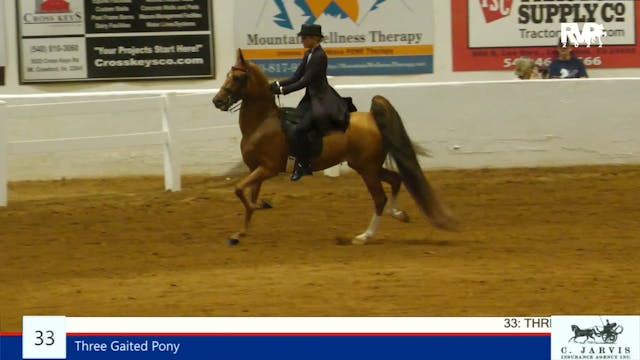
[259,199,273,209]
[228,233,242,246]
[389,209,410,223]
[352,233,370,245]
[432,217,459,231]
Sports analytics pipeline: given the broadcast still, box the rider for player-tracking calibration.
[269,23,349,181]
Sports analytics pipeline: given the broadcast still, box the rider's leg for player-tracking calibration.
[291,113,314,181]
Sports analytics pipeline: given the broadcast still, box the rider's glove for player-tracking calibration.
[269,81,282,95]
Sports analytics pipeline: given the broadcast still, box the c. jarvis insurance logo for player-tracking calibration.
[551,316,640,360]
[568,319,623,344]
[479,0,513,23]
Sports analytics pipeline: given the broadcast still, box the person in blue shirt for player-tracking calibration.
[548,38,588,79]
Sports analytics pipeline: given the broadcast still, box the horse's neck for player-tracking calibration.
[238,95,278,136]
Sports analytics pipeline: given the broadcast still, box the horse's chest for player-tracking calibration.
[239,130,273,160]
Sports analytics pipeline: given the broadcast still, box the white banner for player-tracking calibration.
[551,315,640,360]
[234,0,434,76]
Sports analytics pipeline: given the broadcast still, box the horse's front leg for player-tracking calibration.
[230,166,277,243]
[250,182,272,209]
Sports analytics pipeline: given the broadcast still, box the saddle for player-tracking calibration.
[279,107,323,159]
[279,97,357,159]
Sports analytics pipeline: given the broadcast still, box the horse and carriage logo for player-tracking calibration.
[569,319,624,344]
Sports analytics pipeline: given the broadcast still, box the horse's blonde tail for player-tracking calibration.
[370,95,457,231]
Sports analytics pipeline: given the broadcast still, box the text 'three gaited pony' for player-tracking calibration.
[212,49,455,245]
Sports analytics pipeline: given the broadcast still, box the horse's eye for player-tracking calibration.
[232,75,242,82]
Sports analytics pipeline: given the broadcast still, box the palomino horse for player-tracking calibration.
[212,49,455,244]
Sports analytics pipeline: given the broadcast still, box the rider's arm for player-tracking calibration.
[281,51,325,95]
[278,53,308,87]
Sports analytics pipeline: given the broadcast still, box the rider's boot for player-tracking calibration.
[291,158,313,181]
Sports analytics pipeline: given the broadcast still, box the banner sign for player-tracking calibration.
[2,334,550,360]
[233,0,434,77]
[5,316,640,360]
[2,317,554,360]
[452,0,640,71]
[17,0,214,83]
[551,315,640,360]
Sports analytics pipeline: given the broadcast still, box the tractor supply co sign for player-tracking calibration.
[452,0,640,71]
[17,0,214,83]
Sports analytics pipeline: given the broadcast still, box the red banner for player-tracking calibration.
[452,0,640,71]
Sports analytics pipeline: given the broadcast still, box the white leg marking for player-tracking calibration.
[352,213,380,245]
[385,195,401,217]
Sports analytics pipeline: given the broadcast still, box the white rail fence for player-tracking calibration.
[0,91,237,207]
[0,91,341,207]
[4,78,639,207]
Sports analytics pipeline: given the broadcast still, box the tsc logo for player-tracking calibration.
[479,0,513,23]
[561,22,606,48]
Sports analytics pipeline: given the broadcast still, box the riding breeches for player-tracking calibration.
[294,112,314,159]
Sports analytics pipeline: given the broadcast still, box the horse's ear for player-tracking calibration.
[236,48,246,65]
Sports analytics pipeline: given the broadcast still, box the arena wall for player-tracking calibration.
[1,77,639,181]
[0,2,638,181]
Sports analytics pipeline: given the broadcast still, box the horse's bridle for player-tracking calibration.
[219,65,248,112]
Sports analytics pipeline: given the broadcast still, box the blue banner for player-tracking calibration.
[253,55,433,77]
[2,334,549,360]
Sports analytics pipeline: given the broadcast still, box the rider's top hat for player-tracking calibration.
[298,24,324,38]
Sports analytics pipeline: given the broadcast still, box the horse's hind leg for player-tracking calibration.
[352,172,387,245]
[230,166,277,242]
[380,168,409,222]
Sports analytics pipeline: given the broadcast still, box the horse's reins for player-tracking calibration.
[228,99,242,113]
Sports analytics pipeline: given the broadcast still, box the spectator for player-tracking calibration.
[548,38,588,79]
[514,57,547,79]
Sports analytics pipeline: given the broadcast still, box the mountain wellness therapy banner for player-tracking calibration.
[0,0,5,85]
[234,0,434,76]
[17,0,214,83]
[452,0,640,71]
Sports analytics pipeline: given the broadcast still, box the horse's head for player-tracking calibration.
[213,49,272,112]
[571,325,578,331]
[212,49,250,111]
